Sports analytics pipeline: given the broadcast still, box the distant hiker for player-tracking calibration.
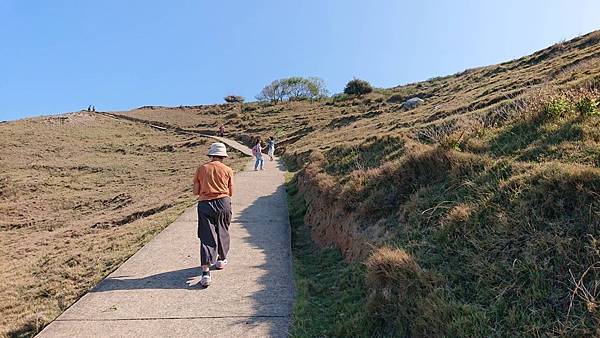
[92,106,96,112]
[252,137,264,171]
[267,136,275,161]
[87,105,92,112]
[218,124,225,137]
[193,142,234,287]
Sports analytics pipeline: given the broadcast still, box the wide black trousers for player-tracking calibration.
[197,197,232,266]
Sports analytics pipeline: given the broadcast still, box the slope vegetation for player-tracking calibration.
[0,113,246,337]
[2,30,599,337]
[120,31,600,336]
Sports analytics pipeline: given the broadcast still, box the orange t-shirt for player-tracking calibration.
[194,161,234,201]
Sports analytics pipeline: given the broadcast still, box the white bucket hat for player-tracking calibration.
[207,142,228,157]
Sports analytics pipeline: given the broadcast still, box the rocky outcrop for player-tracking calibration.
[403,97,424,109]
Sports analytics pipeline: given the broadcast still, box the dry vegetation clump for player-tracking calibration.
[365,247,448,337]
[298,155,370,260]
[501,164,600,231]
[441,203,473,227]
[345,147,486,218]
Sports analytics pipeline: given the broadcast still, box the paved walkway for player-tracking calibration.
[37,139,294,337]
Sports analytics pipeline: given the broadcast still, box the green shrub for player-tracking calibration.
[223,95,245,103]
[575,96,598,116]
[543,98,571,118]
[344,78,373,96]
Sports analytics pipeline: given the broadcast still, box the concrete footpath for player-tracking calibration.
[37,138,294,337]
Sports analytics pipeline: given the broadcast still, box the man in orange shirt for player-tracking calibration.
[193,142,234,287]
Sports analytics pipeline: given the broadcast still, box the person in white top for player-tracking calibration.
[267,136,275,161]
[252,137,264,170]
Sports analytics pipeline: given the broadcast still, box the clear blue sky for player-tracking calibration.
[1,0,599,121]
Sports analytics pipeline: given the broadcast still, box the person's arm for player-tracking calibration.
[228,171,234,197]
[193,168,201,196]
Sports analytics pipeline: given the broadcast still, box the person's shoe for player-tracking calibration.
[215,259,228,270]
[200,272,211,287]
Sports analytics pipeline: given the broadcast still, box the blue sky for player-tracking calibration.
[1,0,599,121]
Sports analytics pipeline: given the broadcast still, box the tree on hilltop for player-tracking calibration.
[256,77,329,103]
[256,79,287,103]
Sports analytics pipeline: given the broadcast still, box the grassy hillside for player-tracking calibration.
[0,113,247,337]
[1,30,598,337]
[117,31,600,336]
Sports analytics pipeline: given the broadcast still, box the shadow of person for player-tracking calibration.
[186,275,203,287]
[96,267,206,291]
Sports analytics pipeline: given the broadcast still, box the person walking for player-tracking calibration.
[252,137,264,171]
[267,136,275,161]
[218,124,225,137]
[193,142,234,287]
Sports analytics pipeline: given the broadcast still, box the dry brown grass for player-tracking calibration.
[0,112,246,337]
[365,247,446,337]
[442,203,473,227]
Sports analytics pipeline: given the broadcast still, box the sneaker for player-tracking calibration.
[200,272,211,287]
[215,259,228,270]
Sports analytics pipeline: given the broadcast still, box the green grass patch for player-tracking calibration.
[285,173,372,337]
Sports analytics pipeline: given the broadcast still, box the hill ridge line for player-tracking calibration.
[95,111,253,156]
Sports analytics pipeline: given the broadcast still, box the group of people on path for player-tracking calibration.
[216,124,276,170]
[252,136,275,170]
[192,135,275,287]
